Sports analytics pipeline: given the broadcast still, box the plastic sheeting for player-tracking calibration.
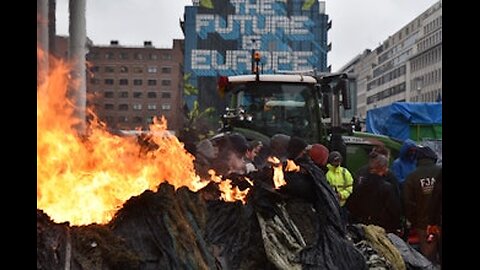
[366,102,442,141]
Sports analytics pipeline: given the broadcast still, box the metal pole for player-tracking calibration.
[37,0,49,86]
[68,0,87,134]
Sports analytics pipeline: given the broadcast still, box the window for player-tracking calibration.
[119,91,128,98]
[162,53,172,60]
[149,53,158,60]
[118,104,129,111]
[104,91,114,98]
[133,92,143,98]
[161,92,171,98]
[119,79,129,85]
[148,80,157,86]
[133,67,143,73]
[104,104,114,110]
[146,116,154,124]
[147,104,157,110]
[132,104,142,110]
[118,116,128,122]
[90,78,100,85]
[105,66,115,73]
[119,66,128,73]
[134,53,143,60]
[133,116,143,123]
[161,104,171,110]
[133,79,143,86]
[147,66,157,73]
[161,67,172,74]
[90,66,100,73]
[147,92,157,98]
[161,80,171,86]
[105,52,114,59]
[105,116,115,124]
[119,52,129,59]
[88,52,100,60]
[104,79,114,85]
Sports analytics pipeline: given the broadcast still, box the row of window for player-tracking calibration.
[104,115,164,125]
[88,51,172,61]
[89,65,172,74]
[366,82,406,104]
[103,91,171,99]
[368,65,406,91]
[377,33,417,66]
[103,103,171,111]
[411,68,442,90]
[424,16,442,35]
[90,78,172,86]
[411,88,442,102]
[417,30,442,53]
[411,45,441,72]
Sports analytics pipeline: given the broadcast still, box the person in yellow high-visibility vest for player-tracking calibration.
[326,151,354,208]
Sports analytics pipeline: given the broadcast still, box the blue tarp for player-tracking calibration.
[366,102,442,141]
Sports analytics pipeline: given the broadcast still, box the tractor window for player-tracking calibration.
[234,82,315,138]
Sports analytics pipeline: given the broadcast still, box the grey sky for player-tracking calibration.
[55,0,438,71]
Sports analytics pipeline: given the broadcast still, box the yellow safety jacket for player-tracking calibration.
[326,164,354,206]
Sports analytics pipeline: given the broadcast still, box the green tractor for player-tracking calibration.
[215,67,401,173]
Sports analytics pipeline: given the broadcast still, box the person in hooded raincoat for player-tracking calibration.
[390,139,417,191]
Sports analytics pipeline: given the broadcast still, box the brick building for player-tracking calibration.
[85,40,185,133]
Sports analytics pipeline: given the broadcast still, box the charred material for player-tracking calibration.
[37,210,141,270]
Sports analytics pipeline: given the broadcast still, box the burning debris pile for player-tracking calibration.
[37,181,315,269]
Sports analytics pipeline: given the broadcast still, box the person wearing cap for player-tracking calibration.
[325,151,354,207]
[270,133,291,162]
[403,145,441,266]
[325,151,354,225]
[307,143,330,173]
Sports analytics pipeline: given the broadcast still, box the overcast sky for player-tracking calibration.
[55,0,439,71]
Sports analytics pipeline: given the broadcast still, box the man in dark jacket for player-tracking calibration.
[347,154,402,233]
[354,145,401,198]
[427,170,442,267]
[403,145,441,265]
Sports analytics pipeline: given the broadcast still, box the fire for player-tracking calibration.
[208,170,250,204]
[37,51,209,225]
[268,157,300,189]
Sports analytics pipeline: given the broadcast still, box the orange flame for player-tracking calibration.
[208,170,250,204]
[267,157,300,189]
[37,50,209,225]
[268,156,286,189]
[285,159,301,172]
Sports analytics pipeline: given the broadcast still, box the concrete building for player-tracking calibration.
[85,40,185,133]
[181,0,331,116]
[338,0,442,119]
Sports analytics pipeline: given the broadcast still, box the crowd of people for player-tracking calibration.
[187,132,442,268]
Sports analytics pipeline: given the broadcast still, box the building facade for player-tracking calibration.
[339,0,442,118]
[85,40,185,133]
[182,0,331,115]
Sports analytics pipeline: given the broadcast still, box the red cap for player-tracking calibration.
[309,144,329,166]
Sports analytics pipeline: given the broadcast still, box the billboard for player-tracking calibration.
[185,0,328,77]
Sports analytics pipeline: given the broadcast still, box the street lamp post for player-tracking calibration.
[414,77,424,102]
